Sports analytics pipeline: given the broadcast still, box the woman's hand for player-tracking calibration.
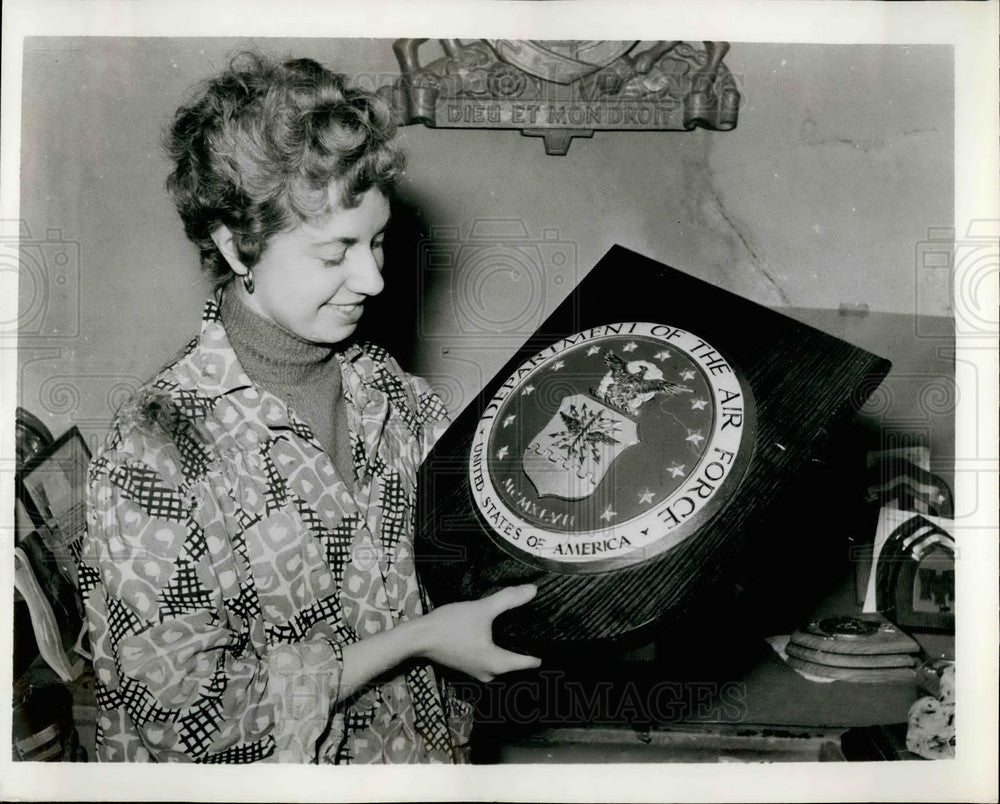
[414,584,542,682]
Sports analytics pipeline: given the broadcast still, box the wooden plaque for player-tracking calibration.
[415,246,891,649]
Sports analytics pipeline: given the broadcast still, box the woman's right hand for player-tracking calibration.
[414,584,542,682]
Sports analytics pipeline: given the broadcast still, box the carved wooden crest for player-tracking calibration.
[381,39,741,154]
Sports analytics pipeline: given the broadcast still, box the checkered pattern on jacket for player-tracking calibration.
[80,297,472,763]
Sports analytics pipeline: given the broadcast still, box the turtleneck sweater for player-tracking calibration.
[220,286,355,492]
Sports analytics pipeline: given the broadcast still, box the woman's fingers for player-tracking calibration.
[481,586,542,676]
[492,647,542,674]
[484,583,537,616]
[422,586,542,680]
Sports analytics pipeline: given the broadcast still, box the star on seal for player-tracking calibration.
[685,430,705,447]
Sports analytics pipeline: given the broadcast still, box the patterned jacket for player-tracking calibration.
[79,297,473,763]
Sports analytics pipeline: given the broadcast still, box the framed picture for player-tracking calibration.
[16,426,91,587]
[14,426,93,682]
[872,510,955,633]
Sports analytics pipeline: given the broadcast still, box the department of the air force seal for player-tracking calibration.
[469,322,755,572]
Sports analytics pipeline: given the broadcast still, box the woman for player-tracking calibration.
[79,52,539,764]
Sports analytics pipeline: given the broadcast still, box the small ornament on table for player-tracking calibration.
[906,662,955,759]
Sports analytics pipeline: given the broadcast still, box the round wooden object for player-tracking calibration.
[784,655,917,684]
[785,643,918,669]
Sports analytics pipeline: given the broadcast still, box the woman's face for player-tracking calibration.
[234,186,391,345]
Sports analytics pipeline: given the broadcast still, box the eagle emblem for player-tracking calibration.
[594,351,692,416]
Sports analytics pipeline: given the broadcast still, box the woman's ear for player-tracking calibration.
[210,226,248,277]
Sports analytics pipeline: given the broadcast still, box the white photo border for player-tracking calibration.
[1,1,997,802]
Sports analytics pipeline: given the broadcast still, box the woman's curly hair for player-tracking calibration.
[164,52,405,286]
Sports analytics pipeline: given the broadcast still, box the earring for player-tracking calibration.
[242,270,255,294]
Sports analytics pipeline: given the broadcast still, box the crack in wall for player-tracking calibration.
[684,137,791,306]
[704,179,791,306]
[800,118,942,155]
[801,118,885,154]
